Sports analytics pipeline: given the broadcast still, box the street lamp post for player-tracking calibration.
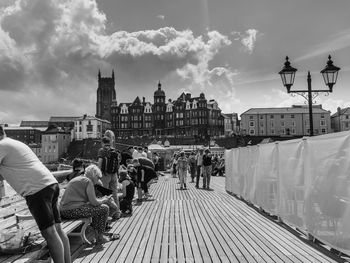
[279,55,340,136]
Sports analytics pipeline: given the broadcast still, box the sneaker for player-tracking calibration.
[195,185,199,189]
[184,183,187,189]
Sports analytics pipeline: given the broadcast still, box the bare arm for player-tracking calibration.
[86,180,109,206]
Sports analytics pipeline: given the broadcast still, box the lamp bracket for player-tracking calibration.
[290,92,319,104]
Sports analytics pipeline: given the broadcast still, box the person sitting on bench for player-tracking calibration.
[59,165,115,244]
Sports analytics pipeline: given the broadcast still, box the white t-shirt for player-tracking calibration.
[0,137,57,196]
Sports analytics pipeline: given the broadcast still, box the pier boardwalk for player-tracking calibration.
[71,174,344,263]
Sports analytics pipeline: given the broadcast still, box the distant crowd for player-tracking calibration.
[170,148,225,190]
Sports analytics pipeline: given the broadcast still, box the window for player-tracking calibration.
[249,116,254,120]
[322,128,326,133]
[321,114,325,119]
[249,129,255,135]
[249,121,254,127]
[292,121,296,127]
[260,115,263,119]
[260,129,264,134]
[281,121,285,127]
[320,120,326,126]
[260,122,264,127]
[270,115,274,119]
[282,128,285,135]
[270,122,274,127]
[292,128,296,134]
[271,129,275,134]
[291,114,294,119]
[281,114,284,119]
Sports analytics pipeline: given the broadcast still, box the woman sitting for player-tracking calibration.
[59,164,114,244]
[118,170,135,215]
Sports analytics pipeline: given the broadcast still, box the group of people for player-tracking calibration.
[60,135,159,245]
[0,126,159,263]
[171,148,225,190]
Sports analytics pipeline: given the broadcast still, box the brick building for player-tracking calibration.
[99,77,224,139]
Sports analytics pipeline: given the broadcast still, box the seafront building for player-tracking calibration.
[240,105,331,137]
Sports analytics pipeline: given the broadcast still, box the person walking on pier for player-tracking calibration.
[202,149,212,189]
[177,151,188,190]
[195,149,204,188]
[0,126,71,263]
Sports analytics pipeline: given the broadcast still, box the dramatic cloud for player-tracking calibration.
[0,0,236,124]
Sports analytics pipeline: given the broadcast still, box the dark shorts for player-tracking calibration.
[25,183,62,231]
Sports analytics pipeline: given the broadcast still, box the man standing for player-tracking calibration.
[97,136,120,219]
[195,149,204,188]
[202,149,212,189]
[0,126,71,263]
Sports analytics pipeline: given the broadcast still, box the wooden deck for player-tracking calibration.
[72,174,343,263]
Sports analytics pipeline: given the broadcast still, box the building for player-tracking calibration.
[20,120,48,132]
[108,81,225,139]
[41,126,71,163]
[222,113,239,136]
[49,116,79,131]
[331,107,350,132]
[240,105,331,137]
[74,114,111,140]
[3,126,42,145]
[96,70,116,122]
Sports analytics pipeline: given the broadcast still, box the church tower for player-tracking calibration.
[96,70,116,122]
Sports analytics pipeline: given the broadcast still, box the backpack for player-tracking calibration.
[102,148,119,174]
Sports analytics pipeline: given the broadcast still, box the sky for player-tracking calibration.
[1,0,350,125]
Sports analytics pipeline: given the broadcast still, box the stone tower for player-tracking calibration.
[96,70,116,122]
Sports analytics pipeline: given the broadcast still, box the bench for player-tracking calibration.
[0,190,92,262]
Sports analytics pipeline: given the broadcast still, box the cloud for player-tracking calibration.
[157,15,165,20]
[296,29,350,62]
[231,29,259,54]
[0,0,236,124]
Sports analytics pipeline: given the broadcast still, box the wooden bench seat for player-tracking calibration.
[0,192,92,262]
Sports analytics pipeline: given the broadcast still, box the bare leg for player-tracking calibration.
[41,225,65,263]
[55,223,71,263]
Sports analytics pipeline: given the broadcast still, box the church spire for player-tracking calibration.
[98,69,101,80]
[158,80,161,90]
[112,69,115,80]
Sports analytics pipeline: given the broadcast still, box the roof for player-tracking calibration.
[154,81,165,96]
[331,107,350,117]
[76,115,110,123]
[20,121,48,127]
[4,126,39,131]
[241,105,330,115]
[49,116,79,122]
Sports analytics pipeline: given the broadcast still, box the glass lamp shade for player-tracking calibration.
[320,55,340,92]
[279,56,297,92]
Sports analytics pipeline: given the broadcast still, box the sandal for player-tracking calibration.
[106,233,120,240]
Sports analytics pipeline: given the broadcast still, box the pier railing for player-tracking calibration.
[225,131,350,255]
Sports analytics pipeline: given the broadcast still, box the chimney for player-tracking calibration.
[185,93,191,101]
[143,97,145,104]
[337,107,341,116]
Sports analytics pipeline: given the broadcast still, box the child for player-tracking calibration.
[118,170,135,215]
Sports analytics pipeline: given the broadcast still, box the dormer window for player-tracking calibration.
[186,101,191,110]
